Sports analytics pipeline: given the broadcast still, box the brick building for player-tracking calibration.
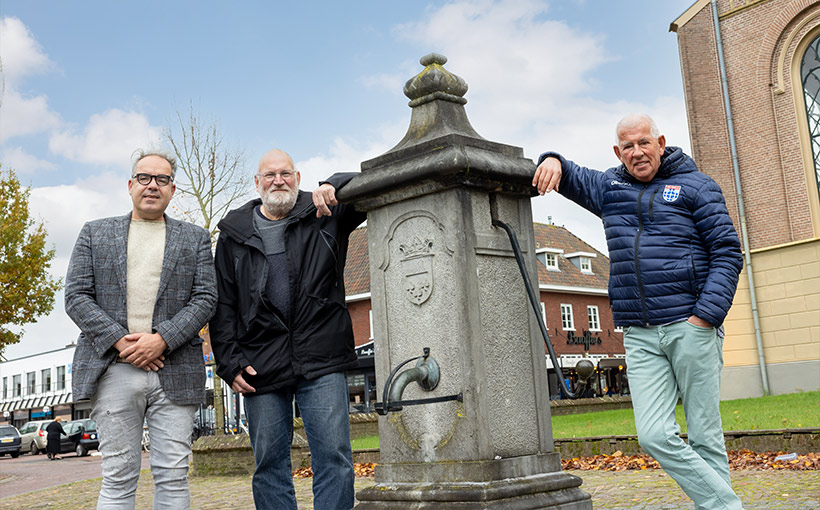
[342,223,626,411]
[672,0,820,398]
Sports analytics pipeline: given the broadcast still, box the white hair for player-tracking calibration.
[615,113,660,143]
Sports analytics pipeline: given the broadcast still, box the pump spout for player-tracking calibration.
[386,356,440,412]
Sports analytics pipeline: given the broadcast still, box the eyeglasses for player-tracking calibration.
[257,171,295,182]
[133,173,173,186]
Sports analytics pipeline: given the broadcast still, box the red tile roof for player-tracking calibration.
[344,223,609,296]
[532,222,610,291]
[344,227,370,296]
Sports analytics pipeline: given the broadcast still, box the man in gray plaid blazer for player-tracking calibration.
[65,149,217,510]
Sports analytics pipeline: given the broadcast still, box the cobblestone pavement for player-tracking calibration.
[0,469,817,509]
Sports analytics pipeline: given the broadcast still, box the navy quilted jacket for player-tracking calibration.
[538,147,743,327]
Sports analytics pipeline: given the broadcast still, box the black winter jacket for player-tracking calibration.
[209,173,366,394]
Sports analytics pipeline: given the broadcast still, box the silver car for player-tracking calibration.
[18,420,54,455]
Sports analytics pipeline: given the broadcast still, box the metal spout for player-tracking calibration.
[388,356,440,406]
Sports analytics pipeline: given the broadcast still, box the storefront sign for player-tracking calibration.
[566,330,602,351]
[355,341,375,358]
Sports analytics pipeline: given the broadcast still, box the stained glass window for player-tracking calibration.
[801,33,820,204]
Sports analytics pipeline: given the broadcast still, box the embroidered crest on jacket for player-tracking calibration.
[662,185,681,202]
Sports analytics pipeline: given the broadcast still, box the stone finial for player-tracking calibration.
[403,52,468,107]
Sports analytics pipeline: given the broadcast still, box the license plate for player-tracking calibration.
[1,438,12,443]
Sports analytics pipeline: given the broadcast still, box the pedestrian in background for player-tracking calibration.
[45,417,65,460]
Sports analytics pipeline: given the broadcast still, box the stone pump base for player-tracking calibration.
[355,453,592,510]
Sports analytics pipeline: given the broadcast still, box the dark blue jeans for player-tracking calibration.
[245,372,355,510]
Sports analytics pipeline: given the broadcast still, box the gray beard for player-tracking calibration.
[260,188,298,218]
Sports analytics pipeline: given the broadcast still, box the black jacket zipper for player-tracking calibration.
[634,186,650,325]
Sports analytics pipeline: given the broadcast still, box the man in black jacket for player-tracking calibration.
[210,149,365,510]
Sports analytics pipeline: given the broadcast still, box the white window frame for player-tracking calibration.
[536,247,563,272]
[12,375,21,397]
[56,366,66,391]
[560,304,574,331]
[579,257,592,273]
[26,372,36,395]
[368,309,374,340]
[41,368,51,392]
[540,302,548,327]
[587,305,601,331]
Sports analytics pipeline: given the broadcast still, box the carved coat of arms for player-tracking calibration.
[399,237,434,305]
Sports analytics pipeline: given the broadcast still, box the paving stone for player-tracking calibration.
[0,469,817,509]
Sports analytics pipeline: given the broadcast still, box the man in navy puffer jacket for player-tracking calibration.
[534,114,744,510]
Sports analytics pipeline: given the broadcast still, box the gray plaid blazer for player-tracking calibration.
[65,213,217,405]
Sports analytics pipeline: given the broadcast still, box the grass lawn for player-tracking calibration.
[350,391,819,447]
[552,390,819,438]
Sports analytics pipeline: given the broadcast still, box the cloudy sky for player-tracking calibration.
[1,0,695,358]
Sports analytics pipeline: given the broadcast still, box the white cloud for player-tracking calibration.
[366,0,692,254]
[0,87,62,142]
[49,109,163,167]
[3,288,80,360]
[0,146,57,173]
[0,17,54,83]
[0,17,62,143]
[394,0,608,131]
[29,172,131,259]
[295,120,406,189]
[4,173,130,360]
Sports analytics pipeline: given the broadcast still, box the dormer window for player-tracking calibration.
[564,251,596,274]
[536,247,563,272]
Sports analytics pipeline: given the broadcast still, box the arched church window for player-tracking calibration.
[801,33,820,204]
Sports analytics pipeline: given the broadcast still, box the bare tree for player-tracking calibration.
[164,103,250,435]
[165,102,250,240]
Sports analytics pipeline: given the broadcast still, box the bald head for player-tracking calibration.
[258,149,294,172]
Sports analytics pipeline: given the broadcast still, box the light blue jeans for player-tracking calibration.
[245,372,355,510]
[91,363,197,510]
[625,321,743,510]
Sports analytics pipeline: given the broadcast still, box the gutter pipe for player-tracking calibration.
[711,0,771,395]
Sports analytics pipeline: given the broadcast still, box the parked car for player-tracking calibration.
[64,419,99,456]
[0,424,22,458]
[19,419,76,456]
[18,420,52,455]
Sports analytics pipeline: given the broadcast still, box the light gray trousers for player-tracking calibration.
[91,363,196,510]
[625,321,743,510]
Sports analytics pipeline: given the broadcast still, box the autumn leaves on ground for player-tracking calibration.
[300,392,820,479]
[292,451,819,479]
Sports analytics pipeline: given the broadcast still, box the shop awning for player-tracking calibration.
[597,358,626,370]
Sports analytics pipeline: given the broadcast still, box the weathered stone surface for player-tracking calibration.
[338,53,591,508]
